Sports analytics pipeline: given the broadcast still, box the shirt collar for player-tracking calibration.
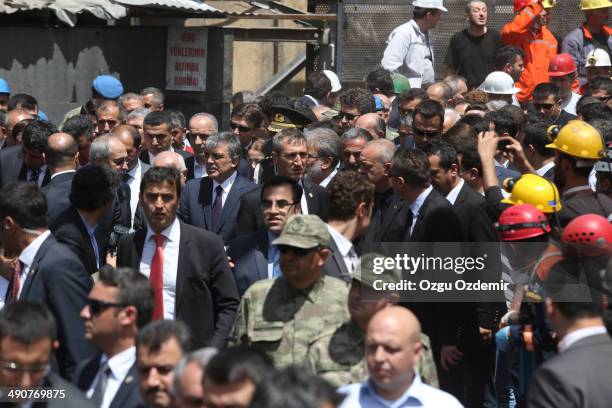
[409,185,433,217]
[77,210,98,235]
[50,169,76,180]
[319,167,338,188]
[446,178,464,206]
[558,326,607,353]
[213,171,237,195]
[103,346,136,380]
[127,160,142,178]
[19,230,52,268]
[536,161,555,177]
[409,19,426,36]
[145,217,181,243]
[363,373,424,406]
[326,224,353,257]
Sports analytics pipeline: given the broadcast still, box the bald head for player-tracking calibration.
[426,82,453,108]
[153,151,187,186]
[112,124,141,170]
[363,139,396,163]
[366,306,422,399]
[355,113,385,139]
[45,132,78,171]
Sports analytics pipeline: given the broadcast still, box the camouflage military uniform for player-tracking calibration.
[306,319,439,388]
[229,275,350,367]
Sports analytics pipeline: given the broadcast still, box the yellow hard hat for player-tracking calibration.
[501,174,563,213]
[545,120,604,160]
[580,0,611,10]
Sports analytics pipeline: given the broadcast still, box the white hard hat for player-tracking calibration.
[478,72,521,95]
[322,70,342,92]
[412,0,448,12]
[586,48,611,68]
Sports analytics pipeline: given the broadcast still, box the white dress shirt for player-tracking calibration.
[126,160,143,228]
[27,165,48,187]
[194,160,208,179]
[299,180,310,215]
[535,161,555,178]
[18,230,52,299]
[445,178,464,206]
[558,326,607,353]
[381,19,435,88]
[212,171,237,208]
[408,185,433,235]
[86,346,136,408]
[50,169,76,180]
[561,92,580,116]
[139,219,181,319]
[326,224,358,274]
[319,167,339,189]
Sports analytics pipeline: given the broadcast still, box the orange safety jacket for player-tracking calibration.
[501,2,558,103]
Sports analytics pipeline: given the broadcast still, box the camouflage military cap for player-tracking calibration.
[353,252,403,289]
[272,214,331,249]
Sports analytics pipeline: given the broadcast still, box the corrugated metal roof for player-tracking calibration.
[115,0,221,13]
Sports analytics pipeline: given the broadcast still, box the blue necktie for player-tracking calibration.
[272,247,282,277]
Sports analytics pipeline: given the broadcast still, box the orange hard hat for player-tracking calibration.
[549,54,577,77]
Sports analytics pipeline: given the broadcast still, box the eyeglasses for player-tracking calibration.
[343,151,361,161]
[277,245,320,257]
[0,360,50,375]
[340,112,360,121]
[87,298,126,315]
[534,103,555,110]
[230,122,252,133]
[261,199,295,210]
[412,127,441,138]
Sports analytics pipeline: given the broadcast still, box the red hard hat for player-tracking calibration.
[514,0,531,13]
[561,214,612,257]
[549,54,577,77]
[496,204,551,241]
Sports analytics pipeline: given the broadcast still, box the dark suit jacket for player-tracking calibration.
[236,179,329,236]
[50,206,103,276]
[178,174,257,244]
[0,145,50,187]
[41,171,75,226]
[527,333,612,408]
[32,372,95,408]
[453,182,497,243]
[139,148,192,165]
[74,354,146,408]
[322,234,352,283]
[186,156,254,182]
[357,190,411,253]
[408,188,463,243]
[12,235,94,379]
[226,229,270,296]
[117,221,240,348]
[388,97,400,130]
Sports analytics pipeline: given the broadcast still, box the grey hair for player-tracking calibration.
[340,127,372,143]
[204,131,242,161]
[400,114,413,128]
[305,128,341,165]
[444,75,468,96]
[175,154,187,172]
[140,87,164,105]
[127,108,150,121]
[173,347,218,395]
[117,92,141,107]
[168,111,186,130]
[272,128,306,155]
[365,139,396,163]
[89,135,112,164]
[190,113,218,132]
[486,100,508,111]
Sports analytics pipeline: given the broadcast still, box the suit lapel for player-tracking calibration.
[216,175,244,232]
[132,228,147,267]
[109,362,138,408]
[453,183,469,209]
[302,180,318,214]
[76,355,101,391]
[175,221,190,315]
[18,163,27,181]
[186,157,195,181]
[72,208,98,273]
[377,196,404,241]
[255,230,270,281]
[329,238,350,278]
[20,235,55,300]
[41,169,51,187]
[410,190,434,241]
[197,177,214,230]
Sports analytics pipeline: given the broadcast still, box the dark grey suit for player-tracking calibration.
[226,229,270,296]
[0,145,50,187]
[185,156,254,182]
[33,372,95,408]
[41,171,75,226]
[322,232,352,283]
[177,173,257,244]
[527,333,612,408]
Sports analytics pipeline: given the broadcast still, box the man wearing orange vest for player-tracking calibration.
[501,0,558,103]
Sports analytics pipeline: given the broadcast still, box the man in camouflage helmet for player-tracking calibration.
[229,214,349,367]
[305,253,439,388]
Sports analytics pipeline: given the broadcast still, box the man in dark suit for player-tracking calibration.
[139,110,192,165]
[322,171,374,283]
[0,119,56,188]
[117,167,239,348]
[51,165,118,276]
[74,267,152,408]
[356,139,411,253]
[304,127,341,188]
[41,132,78,225]
[0,182,94,379]
[527,264,612,408]
[227,176,302,295]
[236,128,329,236]
[178,133,257,245]
[0,302,94,408]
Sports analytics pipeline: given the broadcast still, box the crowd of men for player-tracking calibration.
[0,0,610,407]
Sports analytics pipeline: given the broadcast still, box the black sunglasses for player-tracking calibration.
[340,112,360,121]
[87,298,126,315]
[412,127,441,138]
[277,245,320,257]
[534,103,555,110]
[230,122,252,133]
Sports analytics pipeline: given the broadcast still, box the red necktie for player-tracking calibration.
[10,260,21,302]
[151,234,165,320]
